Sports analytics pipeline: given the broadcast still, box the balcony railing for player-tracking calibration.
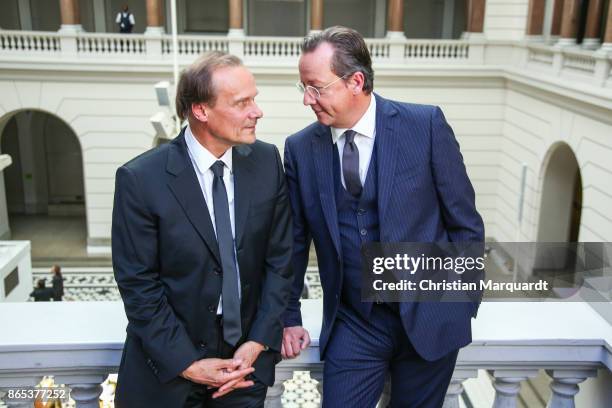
[76,32,146,56]
[524,42,612,87]
[161,34,229,55]
[0,30,481,65]
[404,40,470,60]
[1,30,610,92]
[0,30,60,53]
[0,300,610,407]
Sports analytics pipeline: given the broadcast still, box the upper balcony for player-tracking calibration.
[0,30,611,111]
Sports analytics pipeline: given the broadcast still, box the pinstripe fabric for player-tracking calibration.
[323,304,458,408]
[334,142,379,320]
[283,94,485,362]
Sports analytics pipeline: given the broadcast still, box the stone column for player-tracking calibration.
[145,0,165,34]
[556,0,579,47]
[310,0,323,32]
[464,0,486,39]
[228,0,244,37]
[17,0,33,31]
[601,0,612,51]
[583,0,604,44]
[386,0,405,38]
[550,0,564,37]
[526,0,546,38]
[583,0,603,49]
[93,0,106,32]
[59,0,82,32]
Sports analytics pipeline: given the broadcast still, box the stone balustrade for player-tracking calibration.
[0,300,611,407]
[0,30,610,98]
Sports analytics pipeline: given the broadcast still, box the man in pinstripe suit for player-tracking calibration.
[281,26,484,407]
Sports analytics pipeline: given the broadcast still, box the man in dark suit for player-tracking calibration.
[112,51,292,407]
[281,27,484,407]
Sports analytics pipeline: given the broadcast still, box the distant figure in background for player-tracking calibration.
[116,5,135,33]
[51,265,64,302]
[30,279,54,302]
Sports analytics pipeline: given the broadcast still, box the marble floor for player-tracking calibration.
[8,215,88,259]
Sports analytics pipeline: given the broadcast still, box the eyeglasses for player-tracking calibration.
[296,74,349,100]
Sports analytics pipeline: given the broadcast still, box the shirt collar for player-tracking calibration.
[330,95,376,144]
[185,125,233,175]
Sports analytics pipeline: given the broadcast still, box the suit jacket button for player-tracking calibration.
[208,305,215,313]
[199,341,206,348]
[214,268,222,275]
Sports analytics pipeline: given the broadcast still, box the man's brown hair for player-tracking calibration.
[175,51,243,121]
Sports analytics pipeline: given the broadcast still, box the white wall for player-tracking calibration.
[0,64,611,249]
[484,0,529,41]
[0,241,32,302]
[492,86,612,243]
[0,78,160,243]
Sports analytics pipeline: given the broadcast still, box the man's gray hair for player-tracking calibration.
[302,26,374,94]
[175,51,243,121]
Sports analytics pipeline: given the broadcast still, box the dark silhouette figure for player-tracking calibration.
[30,279,54,302]
[51,264,64,301]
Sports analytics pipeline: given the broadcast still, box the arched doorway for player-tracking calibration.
[537,142,582,243]
[533,142,582,288]
[0,110,87,259]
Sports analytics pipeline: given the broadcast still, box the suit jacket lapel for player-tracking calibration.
[375,94,399,230]
[312,125,342,256]
[232,144,254,250]
[166,131,221,264]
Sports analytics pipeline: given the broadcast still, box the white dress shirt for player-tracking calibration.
[185,125,240,314]
[331,95,377,188]
[115,12,135,25]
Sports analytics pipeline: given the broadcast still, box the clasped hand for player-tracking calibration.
[181,341,265,399]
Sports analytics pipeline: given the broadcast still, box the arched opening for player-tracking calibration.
[532,142,582,292]
[537,142,582,243]
[0,110,87,259]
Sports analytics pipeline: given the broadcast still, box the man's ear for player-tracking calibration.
[348,72,365,94]
[191,103,208,123]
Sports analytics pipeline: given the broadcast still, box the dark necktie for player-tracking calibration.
[210,160,241,346]
[342,130,362,197]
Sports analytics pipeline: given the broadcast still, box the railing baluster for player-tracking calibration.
[489,369,538,408]
[62,378,106,408]
[546,369,597,408]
